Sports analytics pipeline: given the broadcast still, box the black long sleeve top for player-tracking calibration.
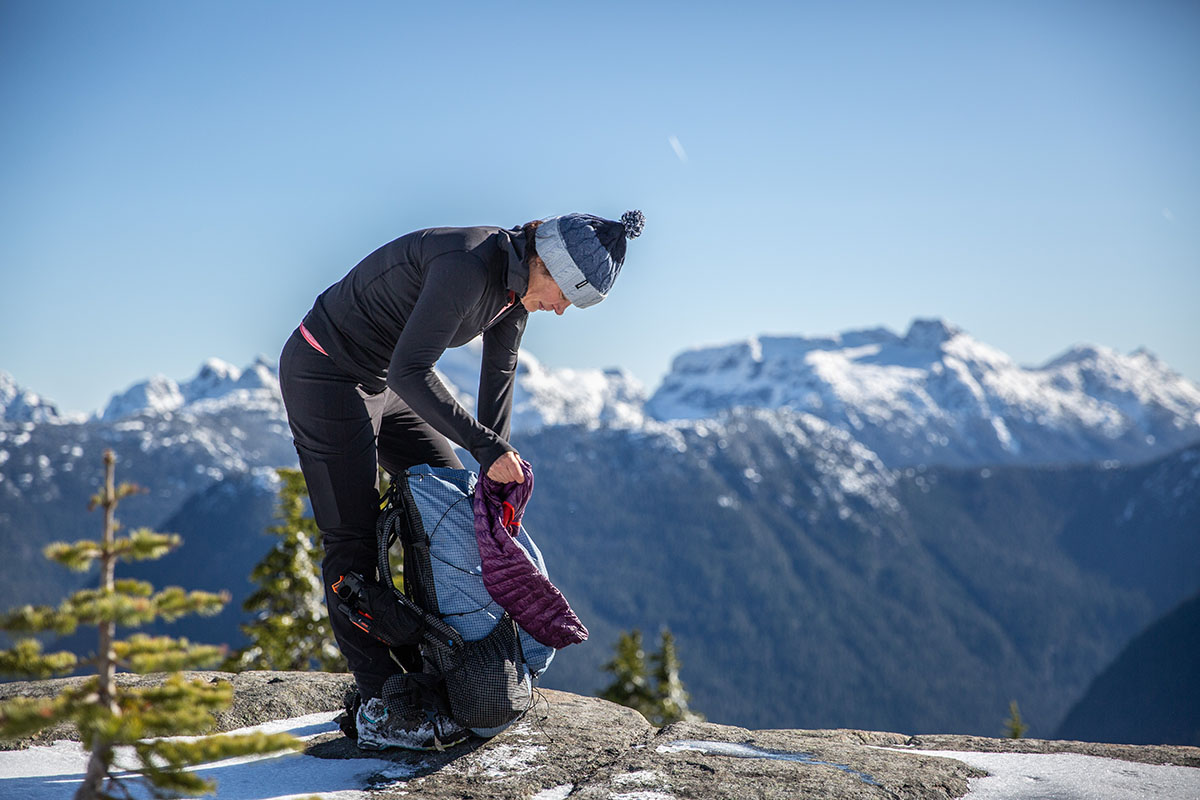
[300,226,530,471]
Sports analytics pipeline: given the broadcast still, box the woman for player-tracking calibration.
[278,209,644,748]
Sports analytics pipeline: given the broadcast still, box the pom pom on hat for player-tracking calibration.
[621,209,645,239]
[535,209,645,309]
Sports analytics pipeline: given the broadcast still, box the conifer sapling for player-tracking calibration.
[226,467,340,672]
[600,627,703,726]
[0,450,301,800]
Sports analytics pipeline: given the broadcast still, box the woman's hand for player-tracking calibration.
[487,451,525,484]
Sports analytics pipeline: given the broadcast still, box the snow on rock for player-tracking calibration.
[647,319,1200,468]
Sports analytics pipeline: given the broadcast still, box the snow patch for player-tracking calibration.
[612,769,669,787]
[890,749,1200,800]
[450,743,547,779]
[0,712,402,800]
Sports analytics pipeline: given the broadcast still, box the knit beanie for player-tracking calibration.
[535,210,645,308]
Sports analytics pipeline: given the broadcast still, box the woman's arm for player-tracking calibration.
[477,305,528,443]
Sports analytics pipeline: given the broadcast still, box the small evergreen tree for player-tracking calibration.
[225,468,341,672]
[649,628,703,726]
[0,450,300,800]
[599,629,659,721]
[1004,700,1029,739]
[600,627,703,726]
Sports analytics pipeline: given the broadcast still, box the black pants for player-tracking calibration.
[278,328,462,699]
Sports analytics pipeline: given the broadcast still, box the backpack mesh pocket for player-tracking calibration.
[427,613,531,732]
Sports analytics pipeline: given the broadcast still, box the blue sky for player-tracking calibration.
[2,0,1197,415]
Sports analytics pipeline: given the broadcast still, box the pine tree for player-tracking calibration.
[0,450,301,800]
[648,628,703,726]
[598,629,659,721]
[225,468,341,672]
[599,627,703,725]
[1004,700,1029,739]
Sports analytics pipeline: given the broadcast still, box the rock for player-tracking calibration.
[305,688,658,800]
[3,671,1198,799]
[565,718,982,800]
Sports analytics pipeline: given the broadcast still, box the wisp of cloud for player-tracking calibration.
[669,135,688,163]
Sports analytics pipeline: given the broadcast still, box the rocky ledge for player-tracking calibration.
[3,671,1198,799]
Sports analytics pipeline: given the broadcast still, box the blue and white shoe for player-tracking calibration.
[355,696,468,751]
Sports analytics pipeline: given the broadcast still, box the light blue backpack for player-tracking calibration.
[376,465,555,736]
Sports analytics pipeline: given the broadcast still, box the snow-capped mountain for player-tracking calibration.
[646,319,1200,467]
[5,317,1197,506]
[0,372,65,425]
[100,356,287,422]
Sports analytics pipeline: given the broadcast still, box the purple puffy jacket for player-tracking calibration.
[472,460,588,649]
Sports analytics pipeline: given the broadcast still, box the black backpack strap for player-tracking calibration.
[370,472,463,650]
[379,473,440,613]
[331,571,461,650]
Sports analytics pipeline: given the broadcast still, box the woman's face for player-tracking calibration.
[522,257,571,315]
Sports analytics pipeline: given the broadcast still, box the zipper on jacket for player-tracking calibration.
[482,291,517,332]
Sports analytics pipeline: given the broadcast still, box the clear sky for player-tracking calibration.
[2,0,1197,415]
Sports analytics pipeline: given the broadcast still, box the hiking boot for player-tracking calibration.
[355,696,469,751]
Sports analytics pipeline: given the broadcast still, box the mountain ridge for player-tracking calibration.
[646,319,1200,468]
[6,317,1197,471]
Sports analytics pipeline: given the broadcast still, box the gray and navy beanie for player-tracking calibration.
[535,210,645,308]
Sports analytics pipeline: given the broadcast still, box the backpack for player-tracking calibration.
[333,464,555,737]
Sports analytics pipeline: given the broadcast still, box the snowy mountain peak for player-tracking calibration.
[1043,344,1118,369]
[0,371,62,424]
[903,318,961,349]
[235,357,278,391]
[182,358,243,402]
[101,375,186,421]
[100,358,281,422]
